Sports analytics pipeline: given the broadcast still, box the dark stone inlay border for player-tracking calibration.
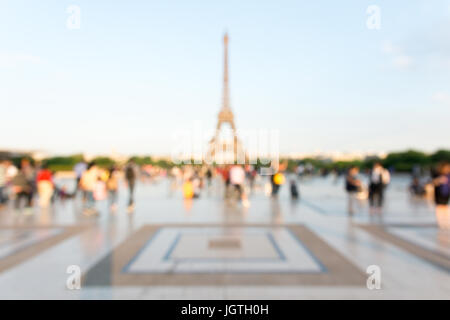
[83,224,366,287]
[0,225,86,274]
[359,224,450,273]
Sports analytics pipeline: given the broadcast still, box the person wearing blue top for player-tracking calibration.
[433,162,450,229]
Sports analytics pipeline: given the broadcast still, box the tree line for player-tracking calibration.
[9,149,450,173]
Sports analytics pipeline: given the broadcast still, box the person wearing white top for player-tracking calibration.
[229,165,250,207]
[368,162,390,214]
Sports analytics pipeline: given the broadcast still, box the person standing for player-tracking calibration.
[5,160,18,181]
[230,165,244,198]
[125,160,137,213]
[368,162,390,214]
[433,162,450,230]
[36,163,54,208]
[345,166,361,215]
[182,177,195,199]
[290,178,299,200]
[229,164,250,207]
[12,161,34,214]
[205,167,213,188]
[21,158,36,197]
[4,160,18,203]
[80,162,99,216]
[0,159,7,205]
[192,171,201,198]
[270,161,288,197]
[74,160,87,201]
[106,166,119,212]
[74,160,87,188]
[219,165,231,197]
[271,172,285,197]
[245,165,257,192]
[289,165,300,200]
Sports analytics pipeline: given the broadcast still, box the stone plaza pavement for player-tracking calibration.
[0,175,449,299]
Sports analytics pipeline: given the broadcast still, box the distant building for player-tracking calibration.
[0,149,47,160]
[285,151,387,162]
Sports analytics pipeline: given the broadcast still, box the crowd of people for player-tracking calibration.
[345,162,391,215]
[0,157,449,229]
[174,163,293,209]
[75,160,137,215]
[344,161,450,229]
[0,158,54,215]
[0,158,138,216]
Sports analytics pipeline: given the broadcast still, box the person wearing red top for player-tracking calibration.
[218,165,231,198]
[36,163,54,208]
[37,169,52,182]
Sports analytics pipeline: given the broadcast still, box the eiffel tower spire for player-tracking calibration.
[217,32,234,128]
[206,32,246,164]
[222,32,230,111]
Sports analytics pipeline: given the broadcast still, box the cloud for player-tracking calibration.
[432,92,450,106]
[0,53,42,69]
[382,42,401,55]
[393,55,414,69]
[382,41,414,70]
[398,8,450,71]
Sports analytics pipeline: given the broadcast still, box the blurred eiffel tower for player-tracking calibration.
[206,33,245,164]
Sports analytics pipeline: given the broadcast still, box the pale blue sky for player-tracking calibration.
[1,0,449,156]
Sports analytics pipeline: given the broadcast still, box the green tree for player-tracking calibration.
[382,150,430,172]
[92,157,116,168]
[431,150,450,164]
